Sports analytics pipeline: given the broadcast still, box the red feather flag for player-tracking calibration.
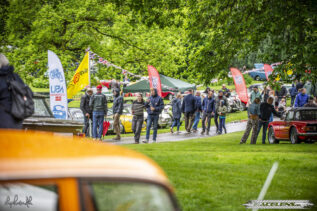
[263,64,273,81]
[147,65,162,97]
[230,67,249,104]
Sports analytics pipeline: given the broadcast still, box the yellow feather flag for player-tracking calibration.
[67,52,89,99]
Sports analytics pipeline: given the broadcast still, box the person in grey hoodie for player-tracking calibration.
[132,93,145,143]
[112,88,123,140]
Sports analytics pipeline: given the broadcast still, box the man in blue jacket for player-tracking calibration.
[289,84,298,106]
[295,88,309,107]
[144,88,164,143]
[201,91,215,135]
[192,91,202,132]
[182,89,197,133]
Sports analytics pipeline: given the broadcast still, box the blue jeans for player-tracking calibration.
[219,117,226,134]
[146,114,159,141]
[92,111,104,139]
[257,120,269,144]
[192,112,200,130]
[171,118,181,131]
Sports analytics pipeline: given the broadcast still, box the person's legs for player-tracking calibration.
[257,120,264,139]
[184,112,189,131]
[83,115,89,136]
[152,115,159,141]
[201,112,207,133]
[132,115,137,134]
[206,113,212,134]
[97,112,104,139]
[240,118,253,143]
[291,96,295,106]
[92,112,97,138]
[250,119,259,144]
[219,118,224,134]
[214,113,219,132]
[114,114,121,139]
[222,117,227,133]
[145,115,153,141]
[262,121,269,144]
[134,116,143,143]
[188,112,195,131]
[192,112,200,130]
[176,118,181,131]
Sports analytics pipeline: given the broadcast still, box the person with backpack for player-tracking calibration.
[289,84,298,106]
[112,88,123,141]
[132,93,145,144]
[144,88,164,143]
[89,85,107,140]
[170,92,182,134]
[80,88,93,137]
[0,54,34,129]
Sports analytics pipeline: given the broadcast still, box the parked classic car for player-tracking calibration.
[23,94,83,136]
[106,108,132,133]
[0,130,180,211]
[248,69,267,81]
[268,107,317,144]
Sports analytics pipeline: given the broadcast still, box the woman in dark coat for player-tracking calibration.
[0,54,24,129]
[170,92,182,133]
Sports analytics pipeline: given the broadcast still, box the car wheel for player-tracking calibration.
[290,127,300,144]
[268,127,279,144]
[255,76,260,81]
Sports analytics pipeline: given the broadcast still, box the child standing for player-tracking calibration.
[217,100,227,134]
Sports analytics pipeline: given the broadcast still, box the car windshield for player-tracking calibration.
[82,181,175,211]
[298,110,317,121]
[33,98,51,117]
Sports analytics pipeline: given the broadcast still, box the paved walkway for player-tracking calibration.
[104,120,248,145]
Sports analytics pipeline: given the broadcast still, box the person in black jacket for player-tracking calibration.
[144,88,164,143]
[182,89,196,133]
[256,97,281,144]
[112,88,123,140]
[80,88,93,137]
[0,54,25,129]
[132,93,145,144]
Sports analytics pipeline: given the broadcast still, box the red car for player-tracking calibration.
[268,107,317,144]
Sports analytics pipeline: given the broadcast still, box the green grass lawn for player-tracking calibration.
[125,132,317,211]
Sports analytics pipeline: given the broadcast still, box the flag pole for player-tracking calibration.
[88,48,91,87]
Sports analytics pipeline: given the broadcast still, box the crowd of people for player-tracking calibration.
[240,81,317,145]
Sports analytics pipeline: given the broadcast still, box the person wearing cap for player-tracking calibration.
[214,90,228,133]
[250,86,261,104]
[240,97,261,144]
[112,87,123,140]
[80,88,93,137]
[89,85,108,140]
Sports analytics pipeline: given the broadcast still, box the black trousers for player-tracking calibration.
[132,115,144,142]
[202,112,212,132]
[214,113,219,131]
[82,115,91,137]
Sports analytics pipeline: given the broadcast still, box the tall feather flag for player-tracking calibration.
[263,64,273,81]
[148,65,162,97]
[230,67,249,104]
[67,53,89,99]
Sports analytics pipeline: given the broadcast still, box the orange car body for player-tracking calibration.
[0,130,179,211]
